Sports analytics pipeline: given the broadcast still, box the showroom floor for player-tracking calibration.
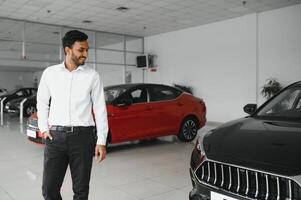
[0,115,216,200]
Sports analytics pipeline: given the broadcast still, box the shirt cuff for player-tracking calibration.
[39,127,49,134]
[96,136,106,146]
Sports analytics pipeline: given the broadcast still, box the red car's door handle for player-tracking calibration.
[146,106,152,110]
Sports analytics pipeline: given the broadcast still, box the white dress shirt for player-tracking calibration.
[37,62,108,145]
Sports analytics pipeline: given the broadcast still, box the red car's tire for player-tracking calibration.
[178,117,198,142]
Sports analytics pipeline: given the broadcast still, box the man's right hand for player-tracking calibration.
[43,131,53,140]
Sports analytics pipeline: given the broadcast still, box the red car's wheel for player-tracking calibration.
[178,117,198,142]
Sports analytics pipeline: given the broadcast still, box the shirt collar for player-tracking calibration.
[60,62,85,72]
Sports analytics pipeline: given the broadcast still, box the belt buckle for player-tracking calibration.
[66,126,73,133]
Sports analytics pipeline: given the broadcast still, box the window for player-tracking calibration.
[129,88,148,104]
[31,89,37,95]
[149,86,181,102]
[15,90,24,97]
[105,88,127,103]
[257,87,301,119]
[296,98,301,109]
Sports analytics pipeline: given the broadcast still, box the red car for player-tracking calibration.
[27,83,206,145]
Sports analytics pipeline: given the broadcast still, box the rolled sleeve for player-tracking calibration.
[91,72,108,145]
[37,69,51,134]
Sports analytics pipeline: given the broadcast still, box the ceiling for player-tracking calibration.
[0,0,301,73]
[0,0,300,37]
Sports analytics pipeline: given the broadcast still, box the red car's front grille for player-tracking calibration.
[195,160,301,200]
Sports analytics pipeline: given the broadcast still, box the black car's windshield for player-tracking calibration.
[256,86,301,121]
[104,85,130,103]
[7,88,19,95]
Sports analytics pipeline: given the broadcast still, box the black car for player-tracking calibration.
[5,94,37,117]
[190,81,301,200]
[0,87,37,108]
[0,88,8,96]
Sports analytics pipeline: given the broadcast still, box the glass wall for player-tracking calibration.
[0,19,23,60]
[0,17,144,86]
[98,64,125,87]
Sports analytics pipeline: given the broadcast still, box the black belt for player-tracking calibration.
[50,126,95,133]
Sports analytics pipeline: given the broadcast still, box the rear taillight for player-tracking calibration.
[27,117,38,128]
[199,100,206,114]
[198,99,205,107]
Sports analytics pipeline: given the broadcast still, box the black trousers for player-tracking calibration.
[42,128,96,200]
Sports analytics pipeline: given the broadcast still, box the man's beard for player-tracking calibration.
[71,54,86,66]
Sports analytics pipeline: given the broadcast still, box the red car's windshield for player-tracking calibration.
[104,85,131,103]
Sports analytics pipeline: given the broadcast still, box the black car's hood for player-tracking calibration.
[204,117,301,176]
[7,95,36,104]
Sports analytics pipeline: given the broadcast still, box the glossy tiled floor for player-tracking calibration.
[0,115,216,200]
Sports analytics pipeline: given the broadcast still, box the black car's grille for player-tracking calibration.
[195,160,301,200]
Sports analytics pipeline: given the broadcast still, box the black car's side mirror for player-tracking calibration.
[115,99,133,107]
[243,104,257,115]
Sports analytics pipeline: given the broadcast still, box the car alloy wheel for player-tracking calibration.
[24,106,37,117]
[178,117,198,142]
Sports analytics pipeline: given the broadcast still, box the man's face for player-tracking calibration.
[67,40,89,66]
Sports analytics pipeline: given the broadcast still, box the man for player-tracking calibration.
[37,30,108,200]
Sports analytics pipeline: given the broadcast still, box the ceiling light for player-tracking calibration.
[116,7,129,12]
[82,20,93,24]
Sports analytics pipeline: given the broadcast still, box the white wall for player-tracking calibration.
[0,71,35,91]
[145,4,301,123]
[145,4,301,122]
[258,4,301,104]
[145,14,257,122]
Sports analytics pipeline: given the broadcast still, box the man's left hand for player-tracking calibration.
[95,145,106,163]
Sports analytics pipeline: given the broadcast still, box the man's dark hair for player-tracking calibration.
[62,30,88,54]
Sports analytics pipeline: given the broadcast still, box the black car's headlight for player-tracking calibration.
[190,133,208,170]
[5,102,10,109]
